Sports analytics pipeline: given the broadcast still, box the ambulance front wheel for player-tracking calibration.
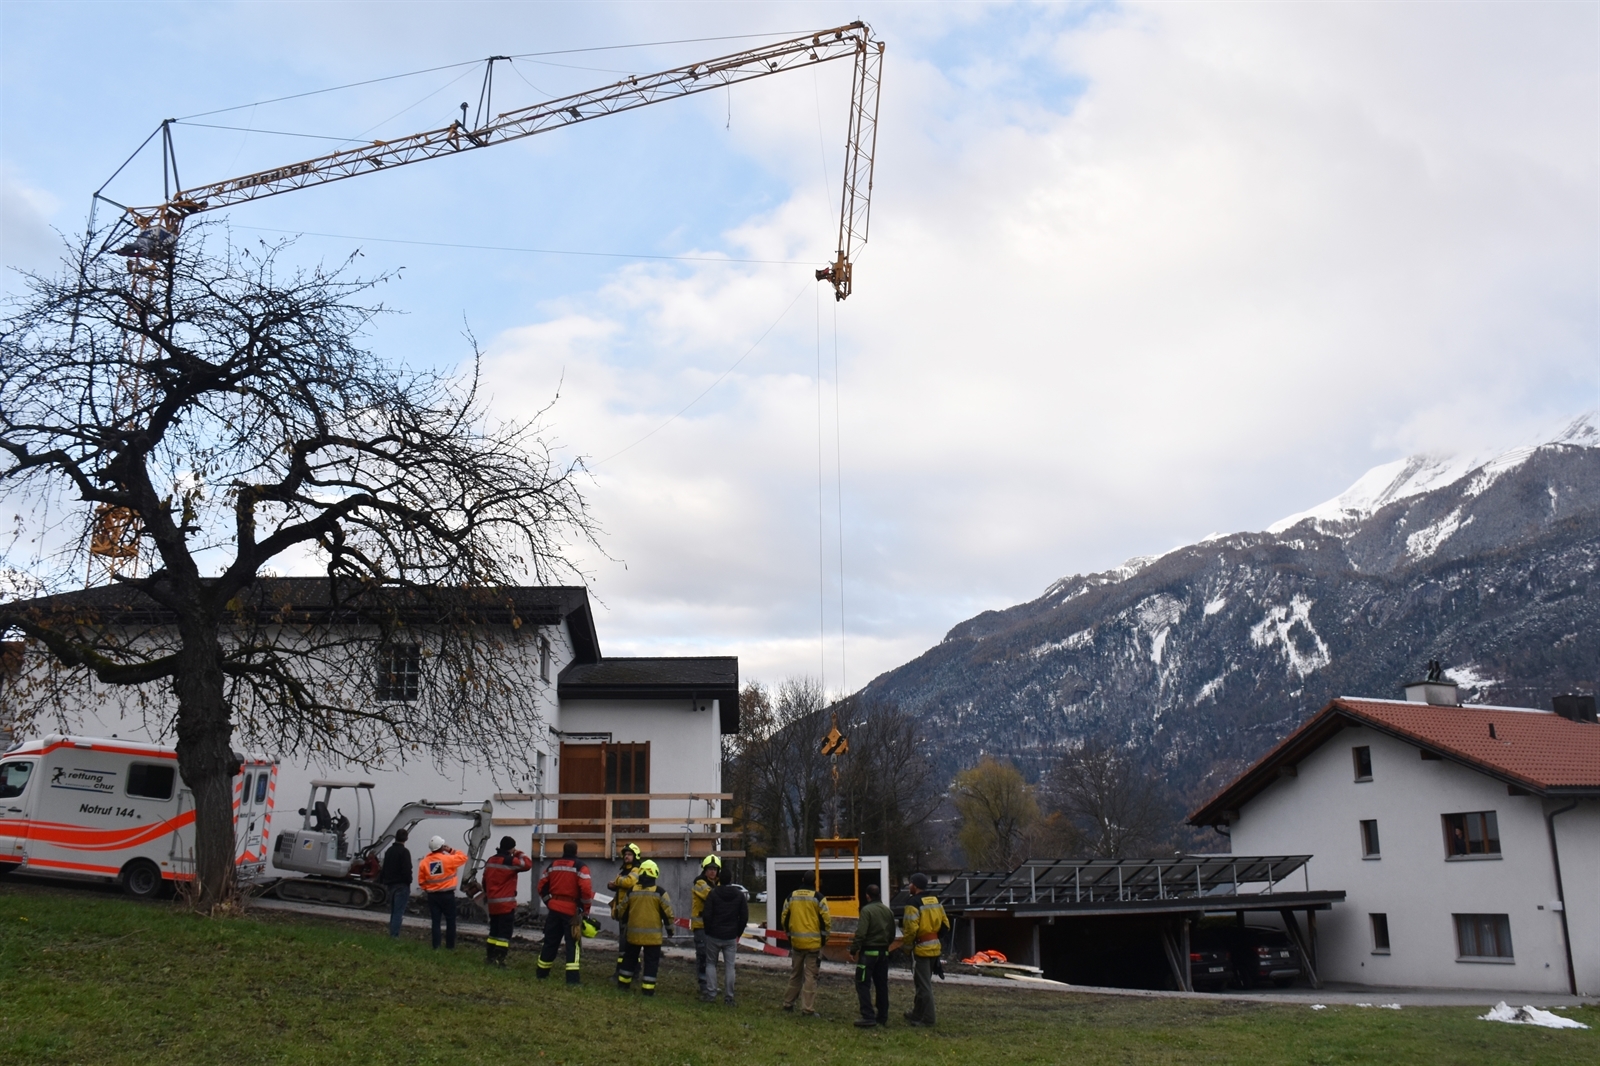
[121,859,165,900]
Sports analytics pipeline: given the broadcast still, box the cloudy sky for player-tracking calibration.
[2,1,1596,695]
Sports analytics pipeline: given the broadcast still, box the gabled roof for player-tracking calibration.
[559,656,740,734]
[1189,696,1600,825]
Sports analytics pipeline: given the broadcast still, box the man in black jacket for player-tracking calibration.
[380,828,413,938]
[700,880,749,1005]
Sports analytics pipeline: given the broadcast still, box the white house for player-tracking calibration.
[1190,681,1599,995]
[1,579,738,906]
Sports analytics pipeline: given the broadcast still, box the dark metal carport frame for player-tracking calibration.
[943,855,1346,992]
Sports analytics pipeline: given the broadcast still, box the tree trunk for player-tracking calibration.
[172,629,236,908]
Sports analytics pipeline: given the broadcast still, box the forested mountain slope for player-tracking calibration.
[862,416,1600,805]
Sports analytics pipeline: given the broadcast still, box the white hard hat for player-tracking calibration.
[428,835,446,850]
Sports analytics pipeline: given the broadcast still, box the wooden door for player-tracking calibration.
[557,743,604,834]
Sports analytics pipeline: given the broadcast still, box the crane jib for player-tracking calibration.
[120,22,884,300]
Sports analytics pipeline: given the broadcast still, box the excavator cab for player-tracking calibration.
[272,780,377,880]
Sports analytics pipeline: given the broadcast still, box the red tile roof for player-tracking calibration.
[1190,697,1600,825]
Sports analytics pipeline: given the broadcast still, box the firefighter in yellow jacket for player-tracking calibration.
[617,859,674,996]
[780,873,830,1015]
[691,853,720,1000]
[607,842,642,978]
[901,872,949,1027]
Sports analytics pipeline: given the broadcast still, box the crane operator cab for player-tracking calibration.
[273,780,377,878]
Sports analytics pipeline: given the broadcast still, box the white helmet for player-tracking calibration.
[428,835,446,850]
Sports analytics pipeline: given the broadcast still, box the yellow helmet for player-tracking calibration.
[701,854,722,870]
[638,859,661,879]
[581,916,601,938]
[621,842,641,860]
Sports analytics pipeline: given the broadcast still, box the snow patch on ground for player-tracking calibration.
[1031,629,1094,658]
[1405,508,1472,559]
[1204,595,1227,617]
[1136,595,1184,665]
[1197,669,1232,702]
[1448,663,1497,696]
[1249,595,1331,678]
[1480,1002,1589,1029]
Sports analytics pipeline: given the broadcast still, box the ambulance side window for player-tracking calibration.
[127,763,175,801]
[0,761,33,799]
[241,773,254,807]
[255,774,270,804]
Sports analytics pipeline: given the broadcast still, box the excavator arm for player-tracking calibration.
[360,799,495,884]
[111,22,885,300]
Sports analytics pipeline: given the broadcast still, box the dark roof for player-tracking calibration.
[2,578,601,665]
[560,656,740,734]
[1189,697,1600,825]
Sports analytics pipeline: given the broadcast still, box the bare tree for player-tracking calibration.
[0,230,595,906]
[1044,741,1169,859]
[951,757,1038,870]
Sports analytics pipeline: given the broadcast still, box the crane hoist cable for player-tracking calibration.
[98,20,885,302]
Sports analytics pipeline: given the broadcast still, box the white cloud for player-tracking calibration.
[3,2,1595,697]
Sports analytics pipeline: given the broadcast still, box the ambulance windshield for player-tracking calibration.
[0,761,33,799]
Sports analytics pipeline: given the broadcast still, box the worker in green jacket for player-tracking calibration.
[780,873,830,1015]
[617,860,674,996]
[850,882,896,1028]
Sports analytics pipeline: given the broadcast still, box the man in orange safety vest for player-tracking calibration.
[418,834,469,949]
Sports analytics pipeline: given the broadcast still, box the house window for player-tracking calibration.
[1352,746,1373,781]
[1442,811,1500,858]
[1370,913,1390,954]
[376,643,422,702]
[539,636,551,683]
[1360,819,1381,858]
[1455,914,1513,960]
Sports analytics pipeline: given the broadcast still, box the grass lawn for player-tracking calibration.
[2,882,1595,1065]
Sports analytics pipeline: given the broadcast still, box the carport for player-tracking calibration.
[942,855,1345,992]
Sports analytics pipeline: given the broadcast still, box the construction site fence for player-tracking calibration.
[490,791,739,861]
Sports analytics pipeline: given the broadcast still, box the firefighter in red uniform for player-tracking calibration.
[536,840,594,984]
[483,836,532,967]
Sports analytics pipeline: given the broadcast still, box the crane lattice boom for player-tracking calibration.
[116,22,884,299]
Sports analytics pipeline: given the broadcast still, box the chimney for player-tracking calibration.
[1552,694,1598,724]
[1403,660,1460,706]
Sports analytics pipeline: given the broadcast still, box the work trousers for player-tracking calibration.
[486,911,514,965]
[855,950,889,1023]
[618,942,663,995]
[536,909,581,983]
[386,885,410,938]
[704,936,738,1001]
[693,929,709,993]
[427,890,457,949]
[783,949,821,1012]
[909,955,937,1025]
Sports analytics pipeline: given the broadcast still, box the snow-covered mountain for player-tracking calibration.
[860,413,1600,803]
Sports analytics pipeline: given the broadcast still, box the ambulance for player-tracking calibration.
[0,734,277,897]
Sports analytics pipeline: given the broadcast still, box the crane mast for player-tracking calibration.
[109,21,884,300]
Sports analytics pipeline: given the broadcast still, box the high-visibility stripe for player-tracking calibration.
[15,811,196,851]
[24,857,121,875]
[28,740,178,760]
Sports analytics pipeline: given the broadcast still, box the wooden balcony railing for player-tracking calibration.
[491,792,741,861]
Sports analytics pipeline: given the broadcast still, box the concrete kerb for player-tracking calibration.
[247,897,1594,1009]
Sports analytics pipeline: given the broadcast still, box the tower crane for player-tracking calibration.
[100,21,885,300]
[85,22,884,580]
